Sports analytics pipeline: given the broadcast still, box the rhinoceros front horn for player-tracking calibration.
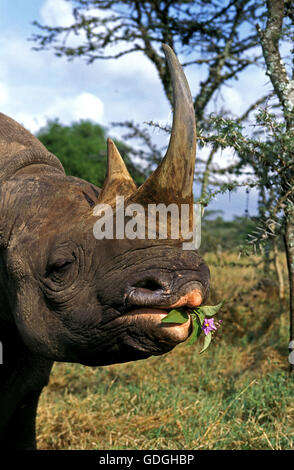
[98,44,196,207]
[130,44,196,206]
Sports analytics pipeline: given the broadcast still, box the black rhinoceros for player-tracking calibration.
[0,45,209,449]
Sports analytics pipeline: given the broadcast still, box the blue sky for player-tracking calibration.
[0,0,267,219]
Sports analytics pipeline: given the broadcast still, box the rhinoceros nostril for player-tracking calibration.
[126,278,169,308]
[134,279,164,292]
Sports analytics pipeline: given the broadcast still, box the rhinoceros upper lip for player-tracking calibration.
[125,283,203,314]
[124,288,203,334]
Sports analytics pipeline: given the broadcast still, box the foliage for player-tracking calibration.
[162,302,223,351]
[36,119,146,187]
[200,215,258,254]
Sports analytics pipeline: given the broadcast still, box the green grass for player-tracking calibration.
[36,252,294,450]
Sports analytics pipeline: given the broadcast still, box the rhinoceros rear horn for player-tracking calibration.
[130,44,196,206]
[97,138,137,205]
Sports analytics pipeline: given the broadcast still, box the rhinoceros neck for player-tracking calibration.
[0,113,65,182]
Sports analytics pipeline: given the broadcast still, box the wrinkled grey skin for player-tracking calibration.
[0,48,210,450]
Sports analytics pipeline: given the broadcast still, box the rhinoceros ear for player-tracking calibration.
[97,138,137,206]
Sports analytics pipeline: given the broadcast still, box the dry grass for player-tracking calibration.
[36,252,294,450]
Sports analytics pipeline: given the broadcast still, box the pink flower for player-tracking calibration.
[202,318,217,335]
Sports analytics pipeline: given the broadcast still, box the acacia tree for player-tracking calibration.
[258,0,294,368]
[196,0,293,369]
[31,0,267,189]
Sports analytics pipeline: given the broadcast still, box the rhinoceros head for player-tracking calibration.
[1,45,209,366]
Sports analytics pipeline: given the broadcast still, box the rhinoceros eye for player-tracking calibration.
[53,259,73,271]
[47,255,75,276]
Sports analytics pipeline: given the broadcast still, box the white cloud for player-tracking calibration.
[15,92,104,134]
[40,0,74,27]
[50,92,104,123]
[15,113,47,135]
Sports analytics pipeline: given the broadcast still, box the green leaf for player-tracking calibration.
[194,310,205,325]
[196,302,223,317]
[187,318,202,345]
[199,332,212,354]
[161,308,189,324]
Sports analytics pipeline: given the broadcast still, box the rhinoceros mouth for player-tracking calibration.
[119,306,193,346]
[118,286,203,347]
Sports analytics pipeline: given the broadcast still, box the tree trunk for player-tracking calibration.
[273,239,285,301]
[284,205,294,373]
